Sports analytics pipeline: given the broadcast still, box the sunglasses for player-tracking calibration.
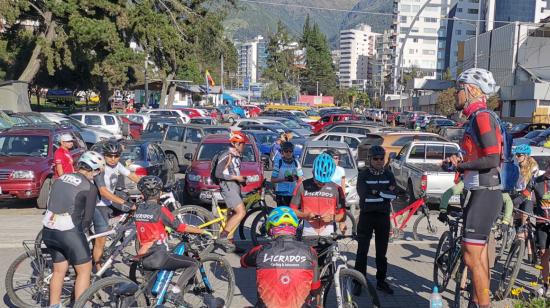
[105,154,120,158]
[283,150,293,153]
[372,157,384,161]
[62,140,74,143]
[515,154,525,157]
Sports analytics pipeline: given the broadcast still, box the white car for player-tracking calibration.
[42,112,115,147]
[141,109,190,124]
[288,110,316,123]
[70,112,123,139]
[311,132,366,158]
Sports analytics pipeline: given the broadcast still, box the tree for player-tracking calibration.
[436,88,457,116]
[443,67,452,81]
[300,21,337,96]
[263,21,300,103]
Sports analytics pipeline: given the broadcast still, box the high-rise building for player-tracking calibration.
[489,0,550,30]
[235,35,267,85]
[372,30,394,100]
[338,24,379,88]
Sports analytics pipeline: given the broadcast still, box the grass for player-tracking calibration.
[30,95,99,114]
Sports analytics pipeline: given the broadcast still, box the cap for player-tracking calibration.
[60,134,74,142]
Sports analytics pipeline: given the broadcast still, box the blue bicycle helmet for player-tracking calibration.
[513,144,531,156]
[313,153,336,183]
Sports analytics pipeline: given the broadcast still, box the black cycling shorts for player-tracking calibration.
[536,224,550,250]
[42,227,91,265]
[463,189,503,246]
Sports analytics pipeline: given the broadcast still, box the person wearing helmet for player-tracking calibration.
[41,151,105,307]
[240,206,320,308]
[325,149,348,233]
[533,161,550,297]
[53,133,75,178]
[92,140,141,272]
[133,176,212,305]
[512,145,539,238]
[290,153,346,254]
[271,142,303,207]
[353,145,396,295]
[214,131,249,252]
[448,68,502,307]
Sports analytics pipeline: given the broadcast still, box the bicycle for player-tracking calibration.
[74,233,235,308]
[388,191,443,241]
[433,211,463,293]
[303,232,380,308]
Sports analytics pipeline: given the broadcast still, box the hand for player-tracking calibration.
[449,155,461,167]
[339,222,348,233]
[285,175,295,182]
[306,212,317,220]
[438,211,448,223]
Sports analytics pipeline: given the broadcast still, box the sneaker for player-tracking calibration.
[376,281,394,295]
[351,280,362,296]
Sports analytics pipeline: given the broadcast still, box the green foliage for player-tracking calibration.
[334,87,369,107]
[443,67,452,81]
[513,298,549,308]
[436,88,457,116]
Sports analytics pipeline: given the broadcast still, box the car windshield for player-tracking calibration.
[121,144,144,162]
[197,143,256,162]
[252,133,278,144]
[524,130,543,139]
[512,123,528,132]
[444,128,465,138]
[302,147,353,169]
[436,119,455,126]
[0,135,49,157]
[280,119,302,129]
[203,127,229,135]
[145,120,177,132]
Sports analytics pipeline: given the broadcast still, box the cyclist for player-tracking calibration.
[53,133,75,178]
[241,206,320,308]
[325,149,347,234]
[134,176,211,306]
[534,161,550,297]
[41,151,105,307]
[270,131,292,164]
[512,144,539,230]
[214,131,248,252]
[354,145,396,295]
[271,141,303,207]
[449,68,501,308]
[93,140,140,272]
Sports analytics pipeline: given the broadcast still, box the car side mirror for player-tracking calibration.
[357,161,365,169]
[184,153,193,161]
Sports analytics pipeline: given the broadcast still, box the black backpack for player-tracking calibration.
[210,151,227,185]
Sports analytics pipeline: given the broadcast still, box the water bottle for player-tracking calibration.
[430,286,443,308]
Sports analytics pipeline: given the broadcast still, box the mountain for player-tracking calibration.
[225,0,393,46]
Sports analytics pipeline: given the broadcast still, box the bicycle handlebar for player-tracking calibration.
[513,208,550,223]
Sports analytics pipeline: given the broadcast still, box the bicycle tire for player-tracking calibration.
[172,205,220,236]
[344,211,358,236]
[184,254,236,308]
[496,226,514,263]
[433,231,451,292]
[453,260,472,308]
[321,268,380,308]
[250,210,270,247]
[73,276,147,308]
[238,206,262,241]
[527,234,537,266]
[497,238,525,299]
[412,210,442,241]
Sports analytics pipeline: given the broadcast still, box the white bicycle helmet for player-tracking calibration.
[457,68,498,95]
[78,151,106,171]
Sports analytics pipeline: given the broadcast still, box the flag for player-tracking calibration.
[205,70,215,87]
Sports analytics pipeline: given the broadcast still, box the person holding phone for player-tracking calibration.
[271,142,303,207]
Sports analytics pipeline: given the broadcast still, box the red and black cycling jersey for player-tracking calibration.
[241,236,320,308]
[134,201,187,250]
[460,101,503,189]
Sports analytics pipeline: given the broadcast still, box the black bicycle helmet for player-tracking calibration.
[369,145,386,158]
[281,142,294,151]
[137,176,163,199]
[103,140,122,156]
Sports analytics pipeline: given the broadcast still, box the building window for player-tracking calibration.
[424,28,437,34]
[413,38,419,43]
[468,9,479,14]
[510,101,516,117]
[409,49,415,54]
[424,17,438,23]
[470,0,480,3]
[423,50,435,55]
[400,27,410,34]
[399,4,411,12]
[466,30,476,35]
[400,16,407,23]
[411,28,419,33]
[456,30,462,35]
[457,8,463,12]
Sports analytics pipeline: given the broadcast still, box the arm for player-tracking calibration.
[82,185,98,232]
[270,158,282,183]
[356,170,367,201]
[55,164,64,177]
[97,186,132,212]
[502,192,514,224]
[118,164,140,183]
[240,245,262,268]
[159,207,195,234]
[290,184,313,219]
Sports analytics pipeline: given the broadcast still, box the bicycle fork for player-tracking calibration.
[333,263,349,308]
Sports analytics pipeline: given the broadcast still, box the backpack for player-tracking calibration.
[209,151,229,185]
[465,109,518,191]
[277,157,298,170]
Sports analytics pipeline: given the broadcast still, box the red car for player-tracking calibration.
[311,114,360,134]
[115,114,142,140]
[184,134,263,204]
[242,105,261,118]
[387,112,400,123]
[177,108,203,119]
[0,125,86,208]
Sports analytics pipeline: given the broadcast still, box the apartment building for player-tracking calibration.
[338,24,379,88]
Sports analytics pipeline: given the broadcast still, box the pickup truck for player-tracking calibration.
[388,141,461,206]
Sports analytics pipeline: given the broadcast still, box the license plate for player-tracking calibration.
[200,191,223,201]
[449,195,460,204]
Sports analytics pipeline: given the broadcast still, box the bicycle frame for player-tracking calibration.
[390,197,426,231]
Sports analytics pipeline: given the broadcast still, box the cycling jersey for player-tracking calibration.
[357,167,396,214]
[241,236,319,308]
[95,163,131,207]
[215,148,241,181]
[272,158,303,196]
[43,172,98,232]
[290,178,345,236]
[134,201,187,253]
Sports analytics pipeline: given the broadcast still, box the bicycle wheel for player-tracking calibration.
[173,205,220,236]
[453,260,472,308]
[250,210,270,247]
[413,210,444,241]
[183,254,235,308]
[238,206,262,241]
[338,211,357,236]
[73,276,147,308]
[433,231,452,292]
[496,238,526,299]
[496,226,515,263]
[322,268,380,308]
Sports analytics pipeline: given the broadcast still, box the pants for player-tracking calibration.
[354,211,390,282]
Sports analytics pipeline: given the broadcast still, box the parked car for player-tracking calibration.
[299,140,360,208]
[258,116,312,136]
[357,131,449,165]
[404,111,427,129]
[119,113,151,130]
[528,129,550,146]
[389,141,461,204]
[425,118,456,134]
[513,129,545,146]
[438,127,465,144]
[311,114,361,134]
[70,112,124,139]
[260,110,311,126]
[175,108,203,119]
[0,110,14,130]
[396,111,411,125]
[184,134,263,204]
[243,129,303,170]
[91,140,173,194]
[140,117,184,141]
[114,114,142,140]
[160,124,230,172]
[142,108,191,123]
[311,133,366,158]
[189,117,218,125]
[0,124,85,208]
[288,110,316,123]
[387,112,400,124]
[234,119,309,138]
[322,122,381,136]
[242,105,262,117]
[42,113,114,147]
[511,123,550,138]
[7,112,52,125]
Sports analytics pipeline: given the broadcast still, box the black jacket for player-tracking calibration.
[357,168,396,214]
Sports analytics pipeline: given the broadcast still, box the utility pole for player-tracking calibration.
[144,54,149,107]
[474,0,481,68]
[221,54,224,92]
[316,81,319,96]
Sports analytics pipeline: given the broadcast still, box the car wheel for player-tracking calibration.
[36,178,52,209]
[166,153,179,173]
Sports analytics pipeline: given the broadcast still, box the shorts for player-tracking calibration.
[93,206,113,234]
[42,227,91,265]
[536,223,550,250]
[462,189,503,246]
[512,194,534,214]
[219,181,243,209]
[275,195,293,207]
